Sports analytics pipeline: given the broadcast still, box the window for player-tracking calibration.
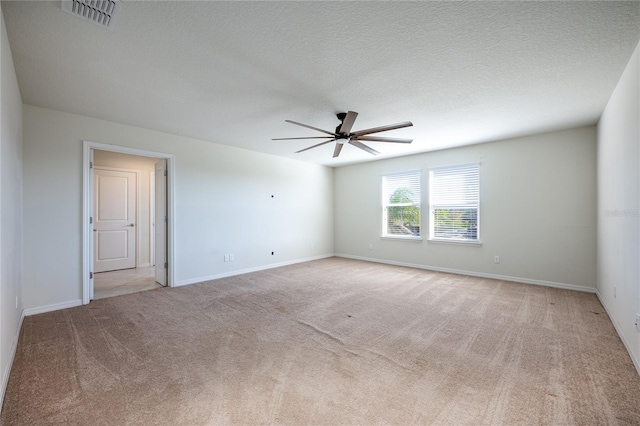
[429,163,479,242]
[382,170,421,239]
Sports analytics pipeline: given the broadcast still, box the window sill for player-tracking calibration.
[427,238,482,246]
[381,236,423,243]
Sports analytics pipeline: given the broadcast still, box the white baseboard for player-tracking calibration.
[23,299,83,317]
[595,290,640,377]
[1,308,25,408]
[137,262,151,268]
[335,254,597,293]
[174,254,335,287]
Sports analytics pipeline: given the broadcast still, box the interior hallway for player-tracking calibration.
[94,267,162,299]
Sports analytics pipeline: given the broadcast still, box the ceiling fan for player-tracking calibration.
[273,111,413,158]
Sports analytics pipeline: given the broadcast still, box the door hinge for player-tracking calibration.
[164,262,168,269]
[90,161,93,169]
[164,170,167,177]
[164,215,168,223]
[90,272,94,279]
[90,216,93,224]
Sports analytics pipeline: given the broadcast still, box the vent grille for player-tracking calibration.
[61,0,121,30]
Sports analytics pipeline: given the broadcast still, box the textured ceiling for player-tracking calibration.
[3,1,640,166]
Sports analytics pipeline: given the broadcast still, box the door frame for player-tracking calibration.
[150,169,156,268]
[82,140,176,304]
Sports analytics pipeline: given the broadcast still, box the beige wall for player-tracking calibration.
[597,41,640,373]
[0,3,24,403]
[94,150,158,267]
[334,126,597,291]
[22,105,334,310]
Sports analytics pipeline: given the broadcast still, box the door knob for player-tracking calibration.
[127,224,135,227]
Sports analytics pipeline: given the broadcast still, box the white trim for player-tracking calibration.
[335,253,597,293]
[174,254,334,287]
[427,238,482,246]
[23,300,83,317]
[428,161,481,172]
[149,170,155,267]
[1,309,25,408]
[83,140,176,304]
[595,290,640,377]
[380,236,423,243]
[83,143,93,303]
[381,168,422,178]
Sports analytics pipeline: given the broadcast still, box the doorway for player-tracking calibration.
[83,141,175,304]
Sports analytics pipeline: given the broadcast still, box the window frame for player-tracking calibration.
[428,163,480,245]
[381,170,422,241]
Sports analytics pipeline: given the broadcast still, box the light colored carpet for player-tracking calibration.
[2,257,640,425]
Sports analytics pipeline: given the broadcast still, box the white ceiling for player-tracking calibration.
[3,1,640,166]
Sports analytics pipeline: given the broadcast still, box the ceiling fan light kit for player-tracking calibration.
[273,111,413,158]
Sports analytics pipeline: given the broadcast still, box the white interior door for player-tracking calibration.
[94,168,137,272]
[88,149,95,300]
[155,160,167,286]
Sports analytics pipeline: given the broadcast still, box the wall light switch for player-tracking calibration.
[636,313,640,333]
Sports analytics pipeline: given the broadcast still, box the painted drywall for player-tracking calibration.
[93,150,158,267]
[597,41,640,373]
[0,3,24,404]
[22,105,334,310]
[335,126,597,291]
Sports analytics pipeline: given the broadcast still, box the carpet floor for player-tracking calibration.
[2,257,640,425]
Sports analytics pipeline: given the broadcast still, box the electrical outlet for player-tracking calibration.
[613,286,617,298]
[224,254,230,262]
[636,313,640,333]
[15,296,18,309]
[229,254,234,261]
[494,256,500,264]
[368,244,373,250]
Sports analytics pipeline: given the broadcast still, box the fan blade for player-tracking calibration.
[353,121,413,136]
[272,136,335,140]
[285,120,336,136]
[339,111,358,134]
[295,139,336,153]
[355,136,413,143]
[349,140,380,155]
[333,143,344,158]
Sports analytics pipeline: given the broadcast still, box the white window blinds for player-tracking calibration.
[429,163,479,241]
[382,170,421,238]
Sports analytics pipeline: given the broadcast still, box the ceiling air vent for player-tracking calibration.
[61,0,121,30]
